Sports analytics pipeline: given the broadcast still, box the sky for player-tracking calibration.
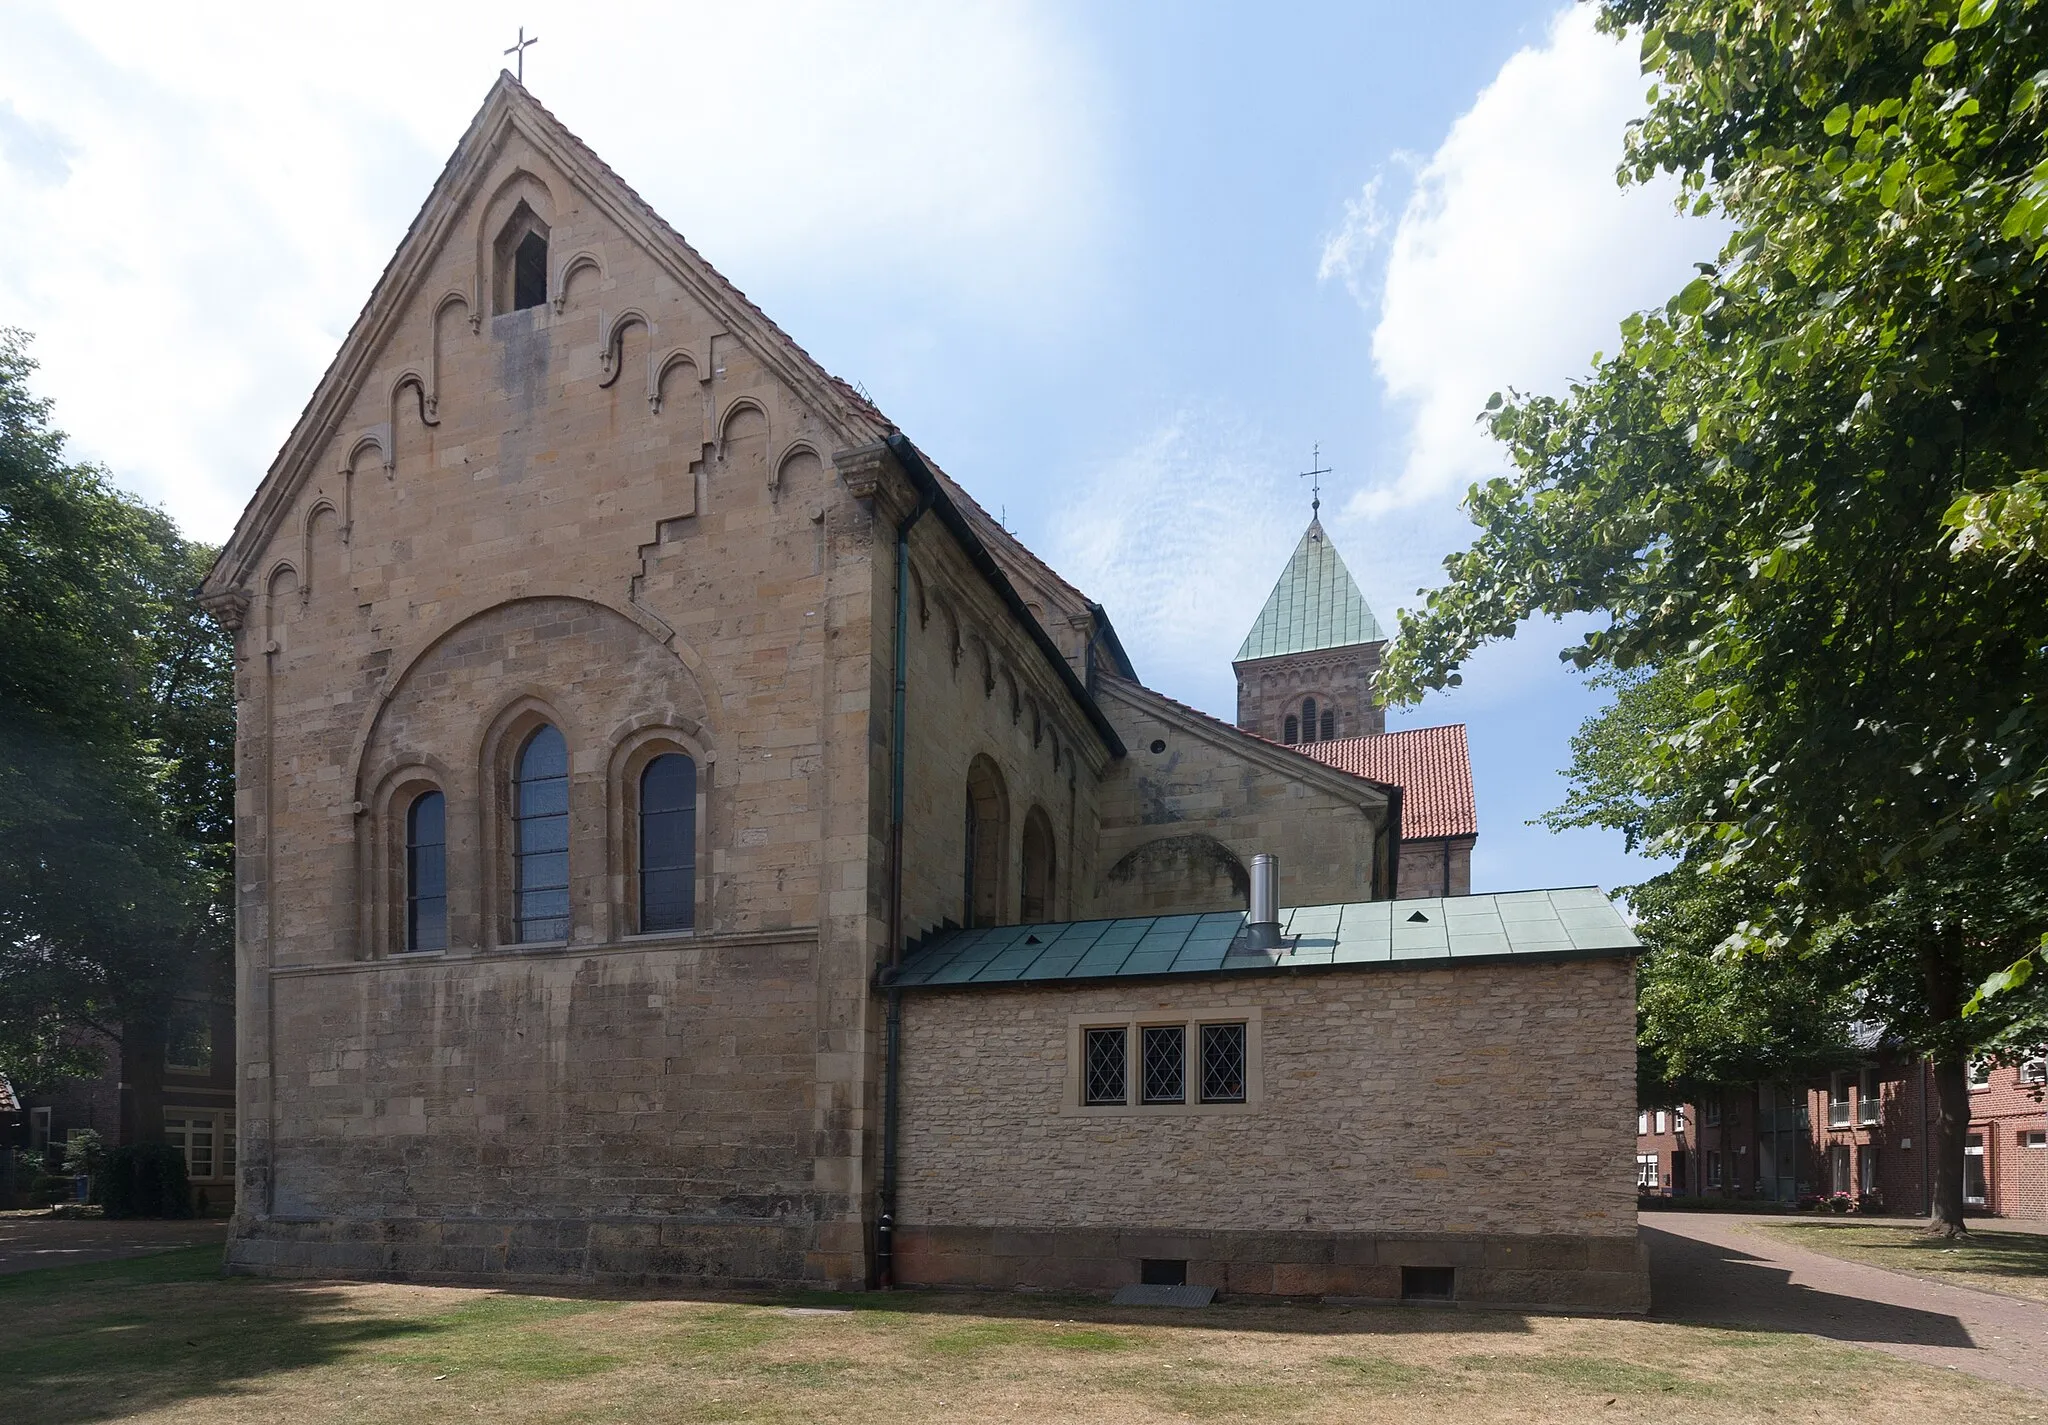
[0,1,1726,896]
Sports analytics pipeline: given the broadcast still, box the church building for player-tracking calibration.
[199,76,1646,1311]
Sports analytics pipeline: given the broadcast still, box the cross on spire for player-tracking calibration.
[1300,443,1332,516]
[504,26,539,83]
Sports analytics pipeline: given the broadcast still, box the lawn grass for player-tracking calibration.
[1,1246,2042,1424]
[1753,1220,2048,1305]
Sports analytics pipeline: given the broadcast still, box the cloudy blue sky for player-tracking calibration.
[0,1,1723,895]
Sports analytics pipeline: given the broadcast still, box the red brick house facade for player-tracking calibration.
[1638,1055,2047,1219]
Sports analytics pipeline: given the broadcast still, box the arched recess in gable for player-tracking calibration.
[432,290,472,390]
[1100,833,1250,917]
[651,348,703,416]
[303,501,344,606]
[770,440,823,500]
[598,308,653,389]
[389,370,438,481]
[263,561,300,651]
[717,398,769,490]
[552,250,604,313]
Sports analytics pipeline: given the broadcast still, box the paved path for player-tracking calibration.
[0,1215,226,1275]
[1643,1212,2048,1395]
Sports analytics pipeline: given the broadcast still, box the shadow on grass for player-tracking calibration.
[1771,1222,2048,1283]
[0,1246,613,1425]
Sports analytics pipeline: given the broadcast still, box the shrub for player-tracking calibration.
[1828,1193,1854,1213]
[101,1143,193,1219]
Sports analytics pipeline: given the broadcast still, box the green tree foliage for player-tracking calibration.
[1382,2,2048,1230]
[0,329,233,1110]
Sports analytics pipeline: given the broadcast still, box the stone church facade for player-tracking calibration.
[199,76,1644,1310]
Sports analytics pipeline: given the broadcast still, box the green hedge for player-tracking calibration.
[101,1143,193,1219]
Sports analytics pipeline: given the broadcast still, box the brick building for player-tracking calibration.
[194,75,1640,1307]
[1636,1052,2046,1219]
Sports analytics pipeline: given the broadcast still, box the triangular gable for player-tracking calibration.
[204,73,888,601]
[1233,518,1384,663]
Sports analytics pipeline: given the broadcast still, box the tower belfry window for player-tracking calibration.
[513,231,548,311]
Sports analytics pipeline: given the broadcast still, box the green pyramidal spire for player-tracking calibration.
[1234,517,1384,662]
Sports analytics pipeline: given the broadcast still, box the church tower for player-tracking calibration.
[1233,516,1386,743]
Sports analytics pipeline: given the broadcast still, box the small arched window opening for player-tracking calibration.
[1302,698,1319,742]
[1020,807,1056,923]
[493,201,551,314]
[1321,709,1336,741]
[964,755,1009,929]
[405,790,447,952]
[513,724,570,942]
[638,753,696,933]
[1283,714,1299,745]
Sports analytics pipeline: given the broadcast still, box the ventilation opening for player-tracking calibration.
[1141,1258,1187,1287]
[1407,911,1429,923]
[1149,739,1166,755]
[513,230,549,311]
[1400,1266,1455,1302]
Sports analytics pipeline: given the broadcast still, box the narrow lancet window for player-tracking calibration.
[1302,698,1319,742]
[1321,709,1335,741]
[406,789,447,952]
[639,753,696,933]
[1283,714,1299,744]
[514,725,570,941]
[513,231,548,310]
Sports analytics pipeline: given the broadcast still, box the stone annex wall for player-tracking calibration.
[1396,835,1475,900]
[893,957,1648,1311]
[1089,679,1390,916]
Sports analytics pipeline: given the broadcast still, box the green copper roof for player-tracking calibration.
[1234,518,1384,662]
[889,889,1640,989]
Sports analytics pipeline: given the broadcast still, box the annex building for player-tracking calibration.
[198,75,1647,1312]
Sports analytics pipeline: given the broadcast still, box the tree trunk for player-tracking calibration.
[1919,922,1970,1238]
[1926,1050,1971,1238]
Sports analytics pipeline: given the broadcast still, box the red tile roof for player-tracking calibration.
[1301,725,1476,840]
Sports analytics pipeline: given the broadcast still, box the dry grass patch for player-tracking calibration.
[1,1246,2042,1424]
[1753,1221,2048,1305]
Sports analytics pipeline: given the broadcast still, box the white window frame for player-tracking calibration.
[1637,1111,1648,1135]
[1654,1109,1668,1134]
[2020,1057,2047,1087]
[1673,1105,1687,1133]
[2021,1130,2046,1150]
[1704,1097,1722,1127]
[1828,1071,1852,1128]
[1636,1154,1659,1189]
[1859,1065,1881,1125]
[1706,1149,1722,1188]
[1063,1008,1261,1117]
[163,1110,236,1183]
[1968,1058,1992,1091]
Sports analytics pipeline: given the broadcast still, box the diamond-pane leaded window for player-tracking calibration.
[1084,1027,1127,1105]
[1142,1025,1186,1104]
[1200,1022,1248,1103]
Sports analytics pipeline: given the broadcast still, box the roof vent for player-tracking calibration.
[1246,853,1281,950]
[1407,911,1429,923]
[1025,934,1041,945]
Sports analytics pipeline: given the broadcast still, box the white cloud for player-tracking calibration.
[1316,167,1395,304]
[0,1,1105,543]
[1350,4,1723,514]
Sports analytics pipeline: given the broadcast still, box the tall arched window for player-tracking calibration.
[1321,708,1336,741]
[964,756,1009,929]
[1283,714,1300,744]
[639,753,696,933]
[1302,698,1319,742]
[514,725,570,942]
[1020,807,1056,923]
[406,790,447,952]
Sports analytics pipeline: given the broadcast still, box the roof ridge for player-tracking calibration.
[1095,674,1396,793]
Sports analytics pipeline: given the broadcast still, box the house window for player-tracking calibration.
[1199,1022,1248,1103]
[1829,1072,1852,1128]
[1969,1058,1991,1090]
[29,1107,51,1154]
[513,725,571,942]
[164,1001,212,1074]
[1654,1109,1668,1134]
[1828,1142,1851,1195]
[1860,1065,1881,1124]
[2021,1057,2047,1087]
[638,754,696,933]
[406,789,448,952]
[1083,1027,1127,1106]
[1860,1145,1878,1196]
[1141,1026,1186,1104]
[1706,1149,1723,1188]
[1636,1154,1659,1189]
[1704,1097,1722,1127]
[1673,1105,1686,1133]
[1965,1133,1988,1206]
[1637,1111,1648,1135]
[1070,1012,1258,1114]
[1301,698,1318,742]
[1283,714,1299,744]
[2022,1131,2047,1149]
[163,1112,236,1183]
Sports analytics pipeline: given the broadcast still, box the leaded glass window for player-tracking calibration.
[639,753,696,933]
[1142,1025,1186,1104]
[514,725,570,942]
[406,789,447,951]
[1200,1022,1248,1103]
[1083,1027,1127,1105]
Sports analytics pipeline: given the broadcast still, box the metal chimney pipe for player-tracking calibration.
[1247,853,1281,949]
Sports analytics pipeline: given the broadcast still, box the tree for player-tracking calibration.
[1382,2,2048,1233]
[0,329,233,1132]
